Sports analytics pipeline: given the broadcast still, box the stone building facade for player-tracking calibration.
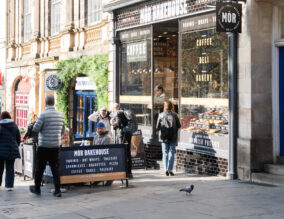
[5,0,113,134]
[105,0,284,184]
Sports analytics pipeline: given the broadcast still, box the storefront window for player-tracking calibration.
[180,28,229,136]
[281,8,284,39]
[119,27,152,125]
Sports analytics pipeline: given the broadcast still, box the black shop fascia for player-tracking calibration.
[105,0,230,160]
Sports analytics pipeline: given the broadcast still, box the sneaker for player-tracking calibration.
[169,171,174,176]
[53,191,62,197]
[165,171,169,176]
[29,185,41,195]
[5,187,14,191]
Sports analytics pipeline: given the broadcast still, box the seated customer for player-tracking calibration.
[93,122,113,145]
[92,122,113,186]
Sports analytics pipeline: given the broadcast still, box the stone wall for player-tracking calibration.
[237,0,273,180]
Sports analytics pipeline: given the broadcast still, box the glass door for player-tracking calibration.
[73,91,96,138]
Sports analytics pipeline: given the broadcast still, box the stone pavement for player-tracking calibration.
[1,169,284,219]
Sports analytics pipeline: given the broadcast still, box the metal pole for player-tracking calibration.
[227,27,238,179]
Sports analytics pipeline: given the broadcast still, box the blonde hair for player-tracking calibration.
[29,113,38,123]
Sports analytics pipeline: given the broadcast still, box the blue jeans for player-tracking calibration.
[0,159,15,188]
[161,141,176,172]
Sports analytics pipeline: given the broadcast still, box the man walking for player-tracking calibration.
[156,100,181,176]
[30,95,65,197]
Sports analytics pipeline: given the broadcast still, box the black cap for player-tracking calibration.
[154,84,163,91]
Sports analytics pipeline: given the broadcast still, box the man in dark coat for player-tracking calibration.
[0,111,21,191]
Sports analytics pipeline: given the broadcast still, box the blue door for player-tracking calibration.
[73,91,96,138]
[279,47,284,156]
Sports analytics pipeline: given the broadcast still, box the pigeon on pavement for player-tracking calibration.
[179,185,194,195]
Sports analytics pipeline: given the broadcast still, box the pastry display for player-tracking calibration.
[181,107,229,135]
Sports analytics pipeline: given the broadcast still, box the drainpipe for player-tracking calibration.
[110,12,120,104]
[227,0,238,180]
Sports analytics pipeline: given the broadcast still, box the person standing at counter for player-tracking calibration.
[156,101,181,176]
[0,111,21,191]
[29,95,65,197]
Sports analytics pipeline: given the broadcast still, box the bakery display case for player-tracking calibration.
[181,106,229,135]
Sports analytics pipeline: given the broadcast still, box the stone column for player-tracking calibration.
[80,0,87,27]
[32,0,40,38]
[40,0,45,37]
[63,0,73,30]
[9,0,15,42]
[74,0,80,28]
[44,0,50,36]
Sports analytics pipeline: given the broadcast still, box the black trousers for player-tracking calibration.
[124,132,132,175]
[34,147,61,192]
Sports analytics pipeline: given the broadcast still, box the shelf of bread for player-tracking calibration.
[181,108,229,135]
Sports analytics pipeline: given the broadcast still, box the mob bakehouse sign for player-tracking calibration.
[216,2,242,33]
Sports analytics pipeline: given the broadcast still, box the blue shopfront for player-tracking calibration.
[73,76,97,139]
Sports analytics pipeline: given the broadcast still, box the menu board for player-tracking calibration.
[43,144,127,184]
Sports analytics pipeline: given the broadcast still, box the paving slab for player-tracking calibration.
[0,170,284,219]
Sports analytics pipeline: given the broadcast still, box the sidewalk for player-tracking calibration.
[1,169,284,219]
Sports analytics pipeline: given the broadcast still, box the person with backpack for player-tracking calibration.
[110,103,137,178]
[156,100,181,176]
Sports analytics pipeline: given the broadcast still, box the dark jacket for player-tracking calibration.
[110,110,128,144]
[23,122,38,144]
[33,106,65,148]
[156,110,181,143]
[0,119,21,159]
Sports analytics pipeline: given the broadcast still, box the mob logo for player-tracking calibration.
[216,2,242,33]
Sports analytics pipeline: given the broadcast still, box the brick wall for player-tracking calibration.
[145,144,162,169]
[176,149,228,176]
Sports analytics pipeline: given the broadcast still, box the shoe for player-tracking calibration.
[169,171,174,176]
[5,187,14,191]
[53,191,62,197]
[29,186,41,195]
[105,181,113,186]
[165,171,169,176]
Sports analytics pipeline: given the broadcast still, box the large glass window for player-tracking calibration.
[180,28,229,136]
[23,0,32,42]
[281,8,284,39]
[119,27,152,126]
[88,0,102,26]
[51,0,63,35]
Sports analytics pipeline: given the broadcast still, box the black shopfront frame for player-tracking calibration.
[111,0,230,159]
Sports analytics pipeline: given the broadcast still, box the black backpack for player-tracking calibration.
[160,112,176,141]
[123,109,138,133]
[116,110,128,128]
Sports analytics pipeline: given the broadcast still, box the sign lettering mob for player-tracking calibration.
[216,2,242,33]
[140,0,188,24]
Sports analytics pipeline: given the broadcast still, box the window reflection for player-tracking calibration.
[119,27,152,125]
[180,28,229,135]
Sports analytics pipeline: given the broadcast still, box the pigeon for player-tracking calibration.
[179,185,194,195]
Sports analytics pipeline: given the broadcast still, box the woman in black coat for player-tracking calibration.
[0,111,21,191]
